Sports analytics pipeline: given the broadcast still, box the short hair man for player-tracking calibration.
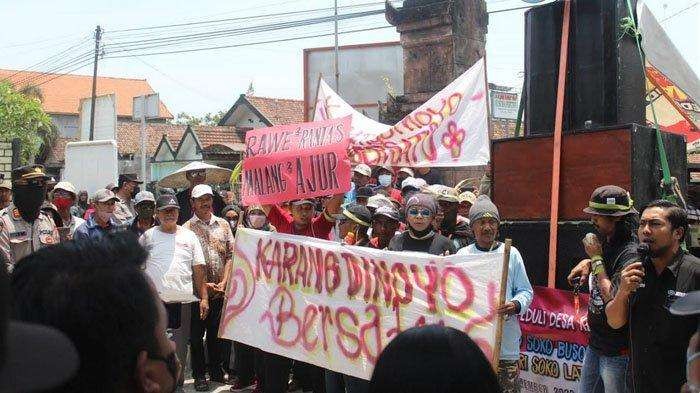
[567,185,639,393]
[51,181,85,241]
[606,200,700,393]
[74,188,120,242]
[370,206,400,250]
[113,173,143,225]
[182,185,235,391]
[0,178,11,210]
[430,185,472,251]
[140,194,208,378]
[11,232,181,393]
[175,167,226,225]
[129,191,157,237]
[456,195,533,393]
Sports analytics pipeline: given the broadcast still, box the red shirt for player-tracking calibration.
[267,205,334,240]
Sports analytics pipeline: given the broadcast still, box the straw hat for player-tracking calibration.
[157,161,233,189]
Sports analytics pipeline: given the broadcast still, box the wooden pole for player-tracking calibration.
[492,238,512,371]
[547,0,572,288]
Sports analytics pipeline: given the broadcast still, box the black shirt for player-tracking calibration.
[414,168,443,186]
[175,188,225,225]
[587,238,638,356]
[387,231,456,255]
[629,251,700,393]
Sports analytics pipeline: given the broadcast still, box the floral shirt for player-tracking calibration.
[183,214,234,287]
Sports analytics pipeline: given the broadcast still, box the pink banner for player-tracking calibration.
[241,116,352,205]
[518,286,590,393]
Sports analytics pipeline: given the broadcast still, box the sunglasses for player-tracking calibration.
[407,207,432,217]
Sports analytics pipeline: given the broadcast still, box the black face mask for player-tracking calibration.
[135,204,155,219]
[13,184,46,223]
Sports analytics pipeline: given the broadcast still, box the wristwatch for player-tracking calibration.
[591,256,605,275]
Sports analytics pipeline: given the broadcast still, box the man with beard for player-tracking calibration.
[0,165,58,270]
[567,185,639,393]
[606,200,700,393]
[430,185,472,251]
[73,189,121,241]
[457,195,532,393]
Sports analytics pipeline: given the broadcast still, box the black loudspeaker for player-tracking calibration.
[499,221,595,290]
[524,0,645,135]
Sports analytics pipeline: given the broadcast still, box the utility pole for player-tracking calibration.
[89,25,102,141]
[333,0,340,94]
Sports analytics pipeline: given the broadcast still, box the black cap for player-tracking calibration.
[11,165,49,184]
[119,173,143,184]
[156,194,180,211]
[342,203,372,227]
[356,186,376,199]
[583,185,637,217]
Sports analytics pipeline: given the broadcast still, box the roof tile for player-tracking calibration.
[246,95,304,125]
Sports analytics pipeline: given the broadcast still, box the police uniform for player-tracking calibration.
[0,204,58,268]
[0,165,59,270]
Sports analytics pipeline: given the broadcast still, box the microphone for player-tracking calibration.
[634,243,649,289]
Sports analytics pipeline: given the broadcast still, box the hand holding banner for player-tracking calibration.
[241,116,352,205]
[219,228,507,380]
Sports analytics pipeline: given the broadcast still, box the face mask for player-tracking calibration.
[249,214,266,229]
[378,174,392,187]
[135,204,155,218]
[13,185,46,223]
[53,196,73,210]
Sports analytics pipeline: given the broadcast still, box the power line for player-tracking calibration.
[103,25,393,59]
[660,2,698,22]
[11,51,96,88]
[1,37,92,83]
[31,58,96,88]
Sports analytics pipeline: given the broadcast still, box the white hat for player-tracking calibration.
[191,184,213,199]
[367,194,393,209]
[53,181,76,196]
[353,164,371,177]
[134,191,156,205]
[401,177,427,191]
[0,179,12,190]
[157,161,233,189]
[398,167,414,177]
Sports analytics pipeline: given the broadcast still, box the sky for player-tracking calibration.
[1,0,698,117]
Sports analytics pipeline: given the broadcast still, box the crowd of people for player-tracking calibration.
[0,161,698,393]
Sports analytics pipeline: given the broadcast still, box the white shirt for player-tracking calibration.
[140,226,206,303]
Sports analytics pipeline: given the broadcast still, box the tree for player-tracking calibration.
[170,110,227,126]
[0,82,54,163]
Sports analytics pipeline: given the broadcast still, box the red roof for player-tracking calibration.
[0,69,173,119]
[245,95,304,125]
[47,122,244,164]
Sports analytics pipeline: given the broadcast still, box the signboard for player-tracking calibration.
[219,228,506,380]
[78,93,117,141]
[62,140,119,196]
[304,42,403,121]
[133,93,161,121]
[490,90,519,120]
[315,58,489,167]
[518,286,590,393]
[241,116,352,205]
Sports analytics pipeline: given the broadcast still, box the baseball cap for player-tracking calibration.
[398,167,414,177]
[134,191,156,205]
[401,177,427,191]
[342,203,372,227]
[459,191,477,205]
[428,185,460,203]
[191,184,213,199]
[53,181,77,196]
[353,164,371,177]
[119,173,143,184]
[290,199,315,206]
[0,179,11,190]
[356,186,376,199]
[367,194,393,209]
[93,188,120,203]
[156,194,180,210]
[373,205,400,222]
[582,185,637,217]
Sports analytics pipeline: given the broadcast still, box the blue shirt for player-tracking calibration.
[457,242,534,361]
[73,216,120,242]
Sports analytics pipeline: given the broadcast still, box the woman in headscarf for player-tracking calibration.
[388,192,456,255]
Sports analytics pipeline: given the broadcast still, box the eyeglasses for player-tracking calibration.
[407,207,432,217]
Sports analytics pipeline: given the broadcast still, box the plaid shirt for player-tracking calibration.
[183,214,234,286]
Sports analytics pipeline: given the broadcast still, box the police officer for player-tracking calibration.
[0,165,59,270]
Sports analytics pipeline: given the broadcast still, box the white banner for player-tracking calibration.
[314,58,489,167]
[219,228,505,380]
